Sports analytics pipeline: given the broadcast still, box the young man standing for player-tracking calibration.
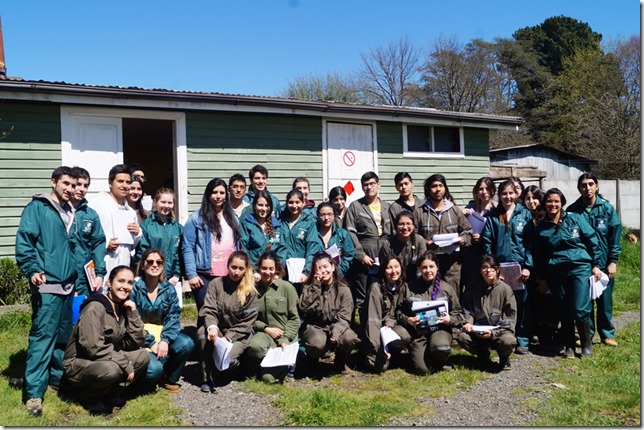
[567,173,622,347]
[89,164,142,288]
[69,167,107,296]
[344,171,392,321]
[228,173,250,218]
[15,166,79,416]
[241,164,280,218]
[388,172,423,221]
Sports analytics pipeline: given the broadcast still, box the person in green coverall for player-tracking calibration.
[15,166,79,416]
[567,173,622,347]
[244,251,300,383]
[532,188,603,359]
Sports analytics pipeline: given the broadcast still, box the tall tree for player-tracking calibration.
[418,36,510,113]
[358,36,420,106]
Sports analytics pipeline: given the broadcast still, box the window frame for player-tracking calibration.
[402,124,465,158]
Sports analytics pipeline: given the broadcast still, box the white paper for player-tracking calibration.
[174,281,183,308]
[326,243,341,261]
[471,325,500,333]
[260,342,300,368]
[589,272,609,300]
[466,212,486,235]
[380,326,401,355]
[286,258,306,283]
[432,232,461,252]
[213,336,233,371]
[111,210,136,245]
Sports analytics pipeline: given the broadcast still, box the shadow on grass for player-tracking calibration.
[2,349,26,381]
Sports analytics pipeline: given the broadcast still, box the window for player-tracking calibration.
[403,124,463,157]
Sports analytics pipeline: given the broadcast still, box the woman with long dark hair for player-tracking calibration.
[182,177,241,311]
[298,252,360,374]
[363,255,411,373]
[378,210,427,283]
[397,251,463,374]
[240,190,287,271]
[315,202,355,278]
[328,186,348,227]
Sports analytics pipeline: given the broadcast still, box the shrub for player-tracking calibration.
[0,258,30,305]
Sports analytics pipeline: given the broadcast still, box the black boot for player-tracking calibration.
[563,320,576,359]
[576,320,593,357]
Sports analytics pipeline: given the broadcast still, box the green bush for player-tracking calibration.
[0,258,30,305]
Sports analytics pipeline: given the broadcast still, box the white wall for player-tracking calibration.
[543,179,640,229]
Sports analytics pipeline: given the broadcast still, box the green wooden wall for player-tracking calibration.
[0,101,62,258]
[376,123,490,206]
[186,111,324,213]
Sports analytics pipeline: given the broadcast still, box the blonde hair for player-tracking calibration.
[228,251,257,306]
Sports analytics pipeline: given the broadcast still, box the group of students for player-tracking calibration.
[14,162,621,417]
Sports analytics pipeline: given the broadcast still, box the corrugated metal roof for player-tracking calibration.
[0,77,523,126]
[490,143,597,163]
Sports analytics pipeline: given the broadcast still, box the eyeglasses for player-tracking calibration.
[145,259,164,266]
[481,266,497,272]
[362,181,379,189]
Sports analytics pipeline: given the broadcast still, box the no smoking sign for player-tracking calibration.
[343,150,356,167]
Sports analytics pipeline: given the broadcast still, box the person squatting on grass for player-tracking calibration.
[396,251,464,374]
[298,252,360,373]
[244,251,300,384]
[198,250,258,393]
[62,266,150,416]
[458,254,518,371]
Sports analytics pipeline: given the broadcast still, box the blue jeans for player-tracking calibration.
[144,333,195,384]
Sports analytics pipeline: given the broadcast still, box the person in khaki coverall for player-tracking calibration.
[458,254,517,371]
[397,251,464,374]
[298,252,360,373]
[62,266,150,415]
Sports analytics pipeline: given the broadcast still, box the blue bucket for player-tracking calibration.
[72,295,87,324]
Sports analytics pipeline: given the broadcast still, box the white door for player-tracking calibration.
[325,121,375,205]
[62,114,123,196]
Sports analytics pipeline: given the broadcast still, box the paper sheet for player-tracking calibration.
[589,272,609,300]
[260,342,299,368]
[326,243,341,266]
[213,336,233,371]
[286,258,306,283]
[380,326,401,355]
[466,212,486,235]
[471,325,500,333]
[111,210,136,245]
[499,262,524,291]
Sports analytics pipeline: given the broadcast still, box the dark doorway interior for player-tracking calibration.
[123,118,174,197]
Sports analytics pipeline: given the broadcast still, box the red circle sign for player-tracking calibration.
[343,151,356,167]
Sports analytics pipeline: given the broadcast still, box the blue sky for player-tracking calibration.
[1,0,640,97]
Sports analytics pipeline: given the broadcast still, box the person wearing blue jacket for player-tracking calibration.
[240,190,287,271]
[482,179,533,354]
[70,166,107,297]
[136,188,184,288]
[315,202,355,278]
[130,248,194,393]
[182,178,241,312]
[533,188,604,359]
[277,189,324,284]
[15,166,79,416]
[567,173,622,347]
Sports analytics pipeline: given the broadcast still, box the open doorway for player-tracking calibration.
[123,118,175,197]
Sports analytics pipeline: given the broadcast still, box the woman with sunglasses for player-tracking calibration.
[458,254,517,371]
[363,255,410,373]
[315,202,355,278]
[130,249,194,393]
[298,252,360,374]
[198,251,258,392]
